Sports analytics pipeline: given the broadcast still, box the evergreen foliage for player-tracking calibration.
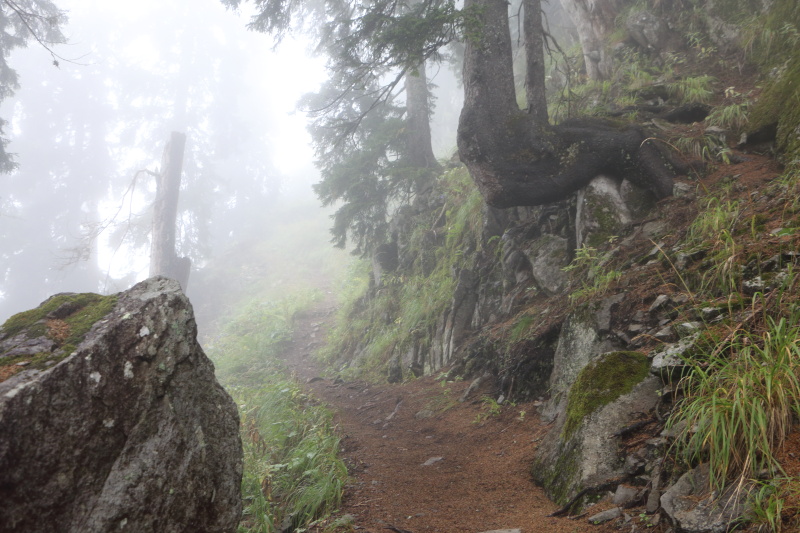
[306,77,407,254]
[0,0,66,172]
[223,0,460,256]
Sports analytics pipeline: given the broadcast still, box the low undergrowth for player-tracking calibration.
[667,299,800,492]
[662,163,800,529]
[319,166,483,381]
[207,291,346,533]
[562,243,623,303]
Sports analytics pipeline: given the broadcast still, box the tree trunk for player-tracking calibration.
[405,59,439,172]
[150,131,191,290]
[457,0,679,209]
[559,0,622,81]
[523,0,548,123]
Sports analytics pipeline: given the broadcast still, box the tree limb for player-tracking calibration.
[2,0,88,66]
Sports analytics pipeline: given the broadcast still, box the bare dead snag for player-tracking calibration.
[150,131,191,290]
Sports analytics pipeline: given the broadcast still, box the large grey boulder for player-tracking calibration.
[532,351,660,506]
[540,306,622,421]
[0,277,242,533]
[626,9,672,53]
[523,234,570,296]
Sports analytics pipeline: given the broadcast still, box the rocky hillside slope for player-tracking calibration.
[320,2,800,530]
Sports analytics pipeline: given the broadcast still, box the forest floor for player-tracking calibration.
[280,299,623,533]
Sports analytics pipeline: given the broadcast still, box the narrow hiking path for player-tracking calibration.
[280,300,620,533]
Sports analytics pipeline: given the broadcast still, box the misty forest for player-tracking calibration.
[2,0,800,532]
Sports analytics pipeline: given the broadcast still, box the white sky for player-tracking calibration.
[56,0,328,177]
[4,0,330,285]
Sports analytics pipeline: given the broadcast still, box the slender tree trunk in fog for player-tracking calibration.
[150,131,191,290]
[402,0,441,197]
[523,0,548,123]
[559,0,622,80]
[405,58,440,174]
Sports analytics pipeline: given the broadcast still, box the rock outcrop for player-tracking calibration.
[532,351,660,505]
[0,277,242,533]
[660,463,752,533]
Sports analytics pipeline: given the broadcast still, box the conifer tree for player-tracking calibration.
[223,0,457,253]
[0,0,66,172]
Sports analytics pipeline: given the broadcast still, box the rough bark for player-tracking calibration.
[457,0,679,209]
[559,0,622,81]
[523,0,548,123]
[150,131,191,290]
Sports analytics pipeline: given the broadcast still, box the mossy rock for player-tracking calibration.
[576,176,632,249]
[561,351,651,439]
[530,436,583,506]
[0,293,118,380]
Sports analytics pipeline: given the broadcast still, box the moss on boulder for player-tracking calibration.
[0,293,118,381]
[530,436,584,506]
[561,351,651,439]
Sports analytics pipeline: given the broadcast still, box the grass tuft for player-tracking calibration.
[208,291,347,532]
[667,306,800,492]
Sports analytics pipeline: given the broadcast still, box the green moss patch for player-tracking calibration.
[561,351,650,439]
[2,293,117,342]
[531,439,582,506]
[1,351,65,377]
[1,293,118,378]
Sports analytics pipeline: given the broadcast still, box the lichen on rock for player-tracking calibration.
[0,277,243,533]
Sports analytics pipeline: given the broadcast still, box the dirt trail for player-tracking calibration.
[281,301,620,533]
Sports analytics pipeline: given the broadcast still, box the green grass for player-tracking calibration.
[233,381,346,532]
[562,244,623,303]
[667,306,800,492]
[692,193,739,241]
[207,291,347,533]
[706,101,750,132]
[672,133,733,163]
[682,197,741,293]
[668,75,715,105]
[748,476,800,532]
[507,314,537,345]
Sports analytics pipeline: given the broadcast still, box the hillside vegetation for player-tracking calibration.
[314,1,800,530]
[202,1,800,530]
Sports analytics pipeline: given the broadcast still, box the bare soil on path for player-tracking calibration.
[281,301,622,533]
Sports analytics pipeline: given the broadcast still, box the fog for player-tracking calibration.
[0,0,569,332]
[0,0,338,328]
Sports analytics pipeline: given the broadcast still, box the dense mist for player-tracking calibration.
[0,0,318,325]
[0,0,472,330]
